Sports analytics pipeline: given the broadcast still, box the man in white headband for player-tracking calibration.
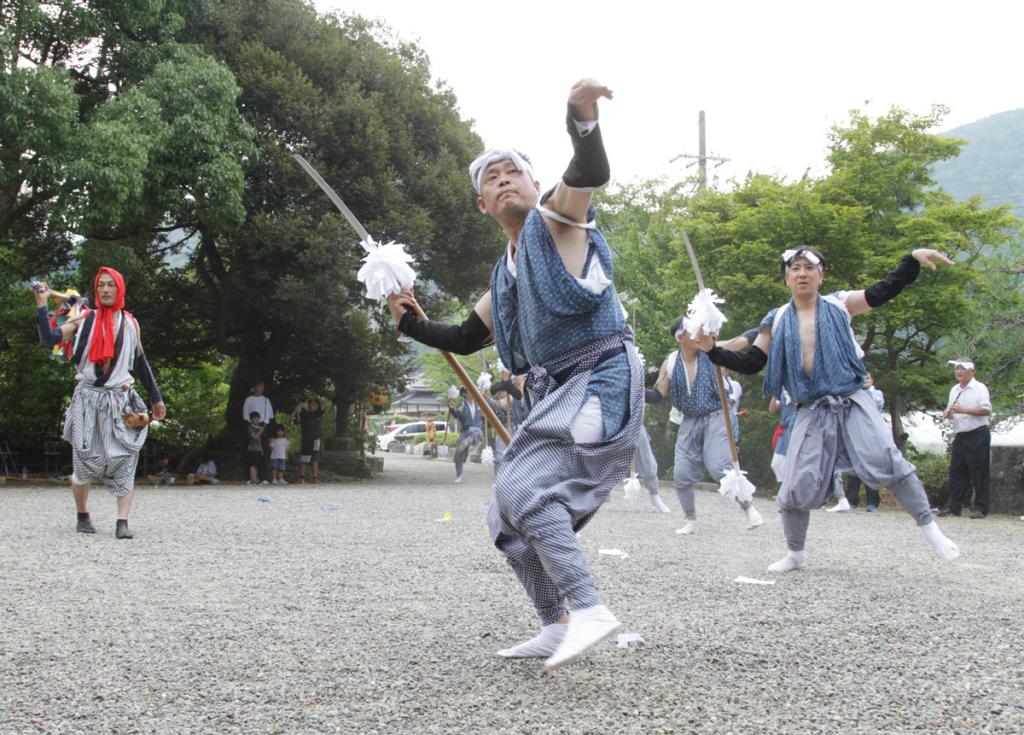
[387,79,642,670]
[939,358,992,519]
[699,245,963,573]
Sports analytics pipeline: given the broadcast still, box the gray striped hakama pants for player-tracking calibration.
[634,426,660,495]
[672,411,733,517]
[487,333,643,625]
[63,382,148,497]
[779,389,933,551]
[453,427,483,477]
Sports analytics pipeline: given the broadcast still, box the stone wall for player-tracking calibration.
[991,445,1024,515]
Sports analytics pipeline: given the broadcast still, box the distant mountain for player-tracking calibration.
[932,108,1024,220]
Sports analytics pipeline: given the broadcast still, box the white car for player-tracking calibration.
[376,421,448,452]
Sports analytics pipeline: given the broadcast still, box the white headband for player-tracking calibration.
[948,359,975,370]
[469,149,535,193]
[782,248,823,270]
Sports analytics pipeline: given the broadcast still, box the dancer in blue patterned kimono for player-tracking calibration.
[702,246,960,572]
[449,388,484,483]
[34,267,166,539]
[388,79,641,669]
[650,317,763,535]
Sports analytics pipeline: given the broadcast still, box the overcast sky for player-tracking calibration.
[314,0,1022,190]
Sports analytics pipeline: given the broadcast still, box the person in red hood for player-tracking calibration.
[35,267,167,539]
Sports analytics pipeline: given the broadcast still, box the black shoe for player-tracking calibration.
[937,508,960,517]
[115,520,134,539]
[76,516,96,534]
[969,510,987,519]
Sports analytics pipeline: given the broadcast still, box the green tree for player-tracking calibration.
[0,0,254,454]
[180,0,499,439]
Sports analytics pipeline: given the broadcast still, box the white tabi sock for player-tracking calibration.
[496,623,567,658]
[767,549,807,573]
[650,495,671,513]
[920,521,960,561]
[826,497,851,513]
[675,520,699,535]
[746,505,763,529]
[544,605,621,671]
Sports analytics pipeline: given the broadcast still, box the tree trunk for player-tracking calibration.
[336,400,351,437]
[889,396,908,452]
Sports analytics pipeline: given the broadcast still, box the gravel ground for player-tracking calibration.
[1,453,1022,734]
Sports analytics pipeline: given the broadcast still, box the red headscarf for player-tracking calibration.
[88,266,126,368]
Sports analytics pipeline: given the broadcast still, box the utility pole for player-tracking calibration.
[670,110,729,190]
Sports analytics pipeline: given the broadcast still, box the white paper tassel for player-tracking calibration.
[683,287,728,339]
[718,466,755,504]
[446,385,459,400]
[481,446,494,465]
[623,473,642,500]
[476,372,492,392]
[356,236,417,301]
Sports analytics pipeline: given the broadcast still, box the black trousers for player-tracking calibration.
[947,426,991,514]
[844,473,880,508]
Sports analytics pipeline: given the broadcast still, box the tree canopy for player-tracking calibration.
[0,0,499,457]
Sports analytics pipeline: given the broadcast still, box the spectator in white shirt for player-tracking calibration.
[939,359,992,519]
[189,458,218,485]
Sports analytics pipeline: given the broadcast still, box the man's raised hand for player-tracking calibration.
[912,249,954,270]
[568,79,613,121]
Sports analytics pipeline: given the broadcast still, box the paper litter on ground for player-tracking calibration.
[616,633,645,649]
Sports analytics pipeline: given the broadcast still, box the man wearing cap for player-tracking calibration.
[700,245,961,572]
[386,79,642,669]
[35,267,166,539]
[939,359,992,519]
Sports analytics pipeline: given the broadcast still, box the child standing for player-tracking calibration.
[269,425,289,485]
[247,412,266,485]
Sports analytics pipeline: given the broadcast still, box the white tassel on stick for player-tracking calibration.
[476,372,492,392]
[718,465,755,504]
[623,473,642,500]
[683,288,728,339]
[481,446,494,465]
[356,236,417,301]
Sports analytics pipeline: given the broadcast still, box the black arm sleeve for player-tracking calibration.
[706,345,768,375]
[398,309,491,355]
[562,105,610,189]
[645,388,664,405]
[864,254,921,308]
[37,307,62,346]
[132,353,163,405]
